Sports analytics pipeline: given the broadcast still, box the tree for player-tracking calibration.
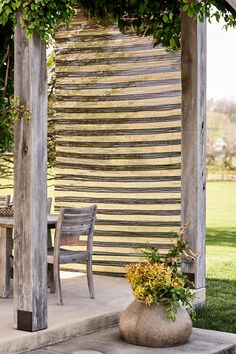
[211,98,236,122]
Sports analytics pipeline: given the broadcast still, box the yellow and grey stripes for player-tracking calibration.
[55,20,181,276]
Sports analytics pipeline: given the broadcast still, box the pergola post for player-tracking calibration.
[181,12,206,304]
[14,14,48,331]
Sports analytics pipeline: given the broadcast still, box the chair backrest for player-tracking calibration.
[55,205,97,251]
[0,195,11,207]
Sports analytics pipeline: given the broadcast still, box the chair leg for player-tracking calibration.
[54,262,63,305]
[86,255,95,299]
[48,264,55,293]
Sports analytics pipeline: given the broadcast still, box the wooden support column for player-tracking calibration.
[14,14,48,331]
[181,12,206,303]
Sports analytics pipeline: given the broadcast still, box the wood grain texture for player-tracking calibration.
[55,20,182,275]
[181,13,206,290]
[14,14,47,331]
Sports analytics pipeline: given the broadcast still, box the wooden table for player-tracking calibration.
[0,214,58,298]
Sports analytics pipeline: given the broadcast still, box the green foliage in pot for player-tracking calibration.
[126,222,197,320]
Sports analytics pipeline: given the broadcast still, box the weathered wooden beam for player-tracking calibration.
[181,12,206,295]
[14,14,48,331]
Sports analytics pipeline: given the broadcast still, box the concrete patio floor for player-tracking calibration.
[0,272,236,354]
[0,272,133,354]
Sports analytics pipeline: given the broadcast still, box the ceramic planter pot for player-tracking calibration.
[119,300,192,348]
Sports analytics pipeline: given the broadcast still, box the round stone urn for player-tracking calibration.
[119,300,192,348]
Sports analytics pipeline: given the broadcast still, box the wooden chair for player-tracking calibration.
[0,195,11,207]
[47,205,97,305]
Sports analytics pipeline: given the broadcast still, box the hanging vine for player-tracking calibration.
[0,1,235,45]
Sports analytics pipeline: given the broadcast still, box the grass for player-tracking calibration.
[193,181,236,333]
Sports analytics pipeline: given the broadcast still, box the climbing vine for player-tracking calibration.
[78,0,236,49]
[0,1,235,45]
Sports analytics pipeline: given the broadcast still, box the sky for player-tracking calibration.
[207,20,236,100]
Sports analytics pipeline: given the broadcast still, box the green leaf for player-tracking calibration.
[165,307,173,312]
[3,5,12,17]
[15,0,21,8]
[187,7,195,17]
[163,14,169,23]
[167,314,176,321]
[170,37,176,48]
[139,2,146,15]
[182,4,189,12]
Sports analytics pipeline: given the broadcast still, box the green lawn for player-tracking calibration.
[194,181,236,333]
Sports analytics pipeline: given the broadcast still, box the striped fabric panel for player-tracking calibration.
[55,20,181,275]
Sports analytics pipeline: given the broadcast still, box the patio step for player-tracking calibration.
[26,326,236,354]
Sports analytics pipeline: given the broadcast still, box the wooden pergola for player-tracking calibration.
[12,1,236,332]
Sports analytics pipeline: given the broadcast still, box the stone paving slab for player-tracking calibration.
[27,326,236,354]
